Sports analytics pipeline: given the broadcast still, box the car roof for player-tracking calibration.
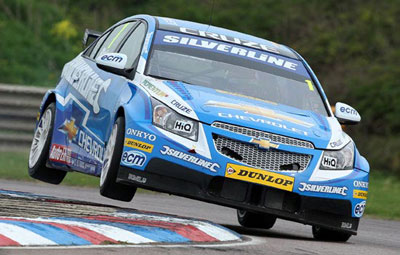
[154,16,299,59]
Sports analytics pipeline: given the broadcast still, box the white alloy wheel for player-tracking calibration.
[29,108,52,168]
[101,123,118,186]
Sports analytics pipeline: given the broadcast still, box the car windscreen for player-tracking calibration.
[147,30,328,116]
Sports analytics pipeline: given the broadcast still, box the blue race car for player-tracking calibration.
[28,15,369,242]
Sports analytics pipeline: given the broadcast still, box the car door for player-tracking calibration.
[61,21,139,175]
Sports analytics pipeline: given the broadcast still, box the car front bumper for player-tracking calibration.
[120,112,369,234]
[117,158,361,234]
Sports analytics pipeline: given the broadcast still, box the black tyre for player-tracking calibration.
[28,103,67,184]
[312,226,352,242]
[100,116,136,202]
[237,209,277,229]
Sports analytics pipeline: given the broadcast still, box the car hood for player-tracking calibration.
[138,77,350,150]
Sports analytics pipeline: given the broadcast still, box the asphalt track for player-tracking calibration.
[0,179,399,255]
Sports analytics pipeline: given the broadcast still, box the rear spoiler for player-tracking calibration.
[82,28,102,48]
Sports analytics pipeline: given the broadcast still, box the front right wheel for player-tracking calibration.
[100,116,136,202]
[237,209,277,229]
[312,226,352,242]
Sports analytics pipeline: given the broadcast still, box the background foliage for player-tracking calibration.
[0,0,399,175]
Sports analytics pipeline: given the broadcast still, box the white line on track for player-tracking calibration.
[20,218,155,244]
[0,223,56,246]
[190,222,239,241]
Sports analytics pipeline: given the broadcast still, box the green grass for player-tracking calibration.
[0,150,399,220]
[364,171,400,220]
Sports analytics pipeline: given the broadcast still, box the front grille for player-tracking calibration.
[213,135,312,172]
[212,122,314,149]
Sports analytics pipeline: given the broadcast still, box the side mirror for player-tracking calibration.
[334,102,361,125]
[82,28,101,48]
[96,53,131,78]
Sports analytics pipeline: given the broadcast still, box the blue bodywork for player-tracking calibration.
[36,15,369,226]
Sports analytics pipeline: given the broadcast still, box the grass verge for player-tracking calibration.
[364,171,400,220]
[0,150,399,220]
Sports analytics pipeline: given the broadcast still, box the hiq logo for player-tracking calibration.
[354,200,366,217]
[173,120,193,133]
[322,155,337,168]
[101,54,123,63]
[121,150,146,167]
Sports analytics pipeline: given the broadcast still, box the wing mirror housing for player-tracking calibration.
[95,53,135,79]
[82,29,101,48]
[96,53,127,70]
[334,102,361,125]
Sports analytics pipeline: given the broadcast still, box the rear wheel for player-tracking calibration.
[100,116,136,202]
[237,209,277,229]
[28,103,67,184]
[312,226,352,242]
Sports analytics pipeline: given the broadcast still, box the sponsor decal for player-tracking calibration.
[57,115,105,162]
[353,180,368,189]
[354,200,366,217]
[59,118,79,142]
[353,189,368,199]
[173,120,193,133]
[124,138,154,153]
[329,139,343,148]
[122,150,146,167]
[178,27,281,55]
[155,30,309,77]
[206,101,313,128]
[160,145,219,172]
[61,58,111,114]
[298,182,348,196]
[126,128,157,141]
[225,163,294,192]
[70,157,96,173]
[171,99,192,114]
[128,173,147,183]
[341,222,352,229]
[167,80,193,100]
[340,106,359,116]
[49,144,72,164]
[100,54,124,63]
[250,138,279,150]
[226,166,236,175]
[142,80,168,97]
[143,31,153,55]
[78,129,104,162]
[321,155,338,169]
[218,112,309,136]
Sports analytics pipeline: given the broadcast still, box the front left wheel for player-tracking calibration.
[28,103,67,184]
[100,116,136,202]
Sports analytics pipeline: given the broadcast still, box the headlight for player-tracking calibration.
[151,98,198,141]
[320,141,354,170]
